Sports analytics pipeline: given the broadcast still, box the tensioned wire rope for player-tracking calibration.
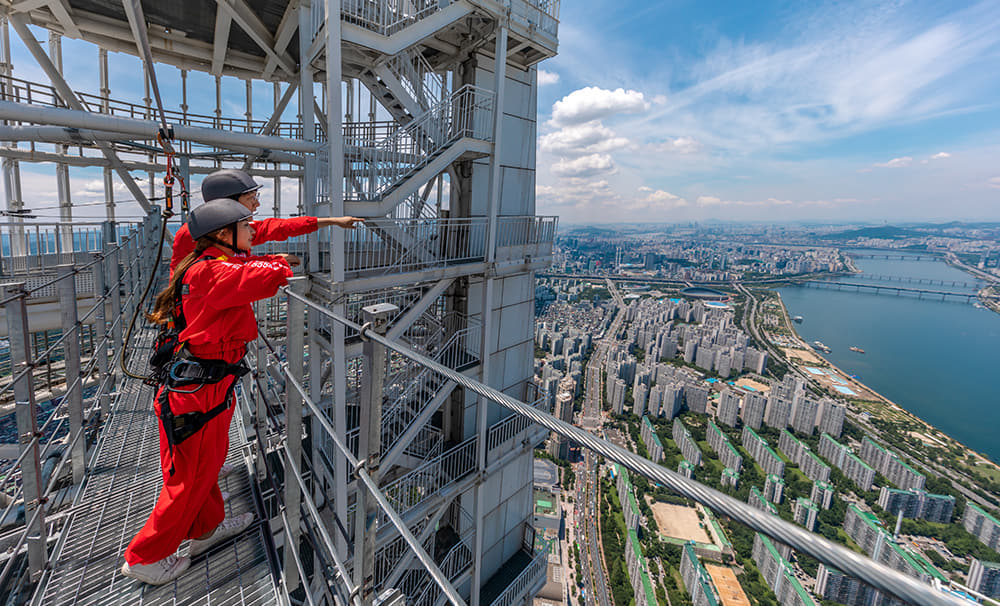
[279,286,967,606]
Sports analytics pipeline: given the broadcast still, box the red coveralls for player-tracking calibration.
[170,216,318,273]
[123,248,292,566]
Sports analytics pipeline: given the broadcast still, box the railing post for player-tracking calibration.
[2,282,48,579]
[92,251,110,418]
[284,276,308,594]
[355,302,395,604]
[253,300,268,482]
[57,264,85,484]
[107,243,123,378]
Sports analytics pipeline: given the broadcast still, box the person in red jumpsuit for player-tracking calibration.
[122,199,300,585]
[170,168,364,273]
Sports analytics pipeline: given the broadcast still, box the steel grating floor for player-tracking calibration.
[35,327,282,606]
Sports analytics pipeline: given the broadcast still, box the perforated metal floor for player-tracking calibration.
[35,328,282,606]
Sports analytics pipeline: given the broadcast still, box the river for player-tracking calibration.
[777,250,1000,462]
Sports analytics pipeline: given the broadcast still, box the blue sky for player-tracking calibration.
[534,0,1000,223]
[3,4,999,224]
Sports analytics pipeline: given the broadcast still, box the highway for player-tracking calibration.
[574,279,626,606]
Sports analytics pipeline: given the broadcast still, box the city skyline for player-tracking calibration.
[536,0,1000,223]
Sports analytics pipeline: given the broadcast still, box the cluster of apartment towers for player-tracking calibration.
[606,300,770,420]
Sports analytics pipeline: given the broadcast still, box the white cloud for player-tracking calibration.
[649,137,702,155]
[550,87,650,126]
[552,154,616,178]
[988,177,1000,190]
[930,151,951,159]
[539,121,631,156]
[629,188,689,210]
[874,156,913,168]
[537,69,560,85]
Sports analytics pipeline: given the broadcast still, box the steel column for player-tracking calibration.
[92,251,110,418]
[56,264,85,484]
[472,25,508,606]
[2,282,48,579]
[355,303,395,603]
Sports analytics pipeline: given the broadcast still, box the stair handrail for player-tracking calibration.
[341,0,441,37]
[345,84,495,202]
[383,48,447,111]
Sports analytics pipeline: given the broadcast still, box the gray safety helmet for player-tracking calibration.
[188,198,253,240]
[201,169,261,201]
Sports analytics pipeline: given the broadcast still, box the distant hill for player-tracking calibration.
[819,226,920,240]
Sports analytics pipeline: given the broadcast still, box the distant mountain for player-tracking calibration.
[819,226,921,240]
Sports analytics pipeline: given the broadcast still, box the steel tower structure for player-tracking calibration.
[0,0,559,604]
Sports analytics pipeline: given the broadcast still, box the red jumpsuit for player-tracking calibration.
[170,216,318,273]
[124,248,293,566]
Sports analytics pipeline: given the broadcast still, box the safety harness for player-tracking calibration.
[149,255,250,475]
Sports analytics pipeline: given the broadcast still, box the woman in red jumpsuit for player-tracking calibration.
[121,198,299,585]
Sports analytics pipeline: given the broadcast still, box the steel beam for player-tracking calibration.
[0,146,303,177]
[262,0,301,81]
[7,13,154,212]
[0,100,318,153]
[216,0,297,77]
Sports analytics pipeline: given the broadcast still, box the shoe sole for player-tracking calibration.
[189,515,255,557]
[120,559,190,585]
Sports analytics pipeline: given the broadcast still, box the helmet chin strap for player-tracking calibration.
[204,225,249,254]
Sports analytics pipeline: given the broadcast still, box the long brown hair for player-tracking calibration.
[147,235,227,325]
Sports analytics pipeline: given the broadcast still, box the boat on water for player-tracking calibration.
[793,315,803,323]
[849,346,865,354]
[813,341,832,353]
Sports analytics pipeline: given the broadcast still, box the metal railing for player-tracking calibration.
[0,221,137,276]
[345,217,489,276]
[0,214,159,594]
[275,288,967,606]
[346,85,494,202]
[488,539,550,606]
[341,0,441,37]
[507,0,560,38]
[384,48,446,112]
[0,74,303,140]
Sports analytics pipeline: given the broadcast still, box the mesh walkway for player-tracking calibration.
[34,328,282,606]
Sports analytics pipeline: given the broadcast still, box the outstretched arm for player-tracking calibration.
[317,216,365,229]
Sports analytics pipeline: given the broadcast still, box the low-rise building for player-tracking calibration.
[679,459,695,479]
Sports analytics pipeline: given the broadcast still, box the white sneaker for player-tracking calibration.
[189,512,254,557]
[218,462,236,481]
[121,554,190,585]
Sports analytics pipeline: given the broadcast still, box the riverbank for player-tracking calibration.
[768,290,1000,484]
